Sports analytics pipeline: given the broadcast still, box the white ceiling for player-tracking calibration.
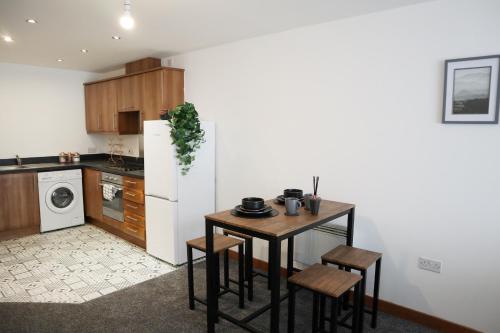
[0,0,433,73]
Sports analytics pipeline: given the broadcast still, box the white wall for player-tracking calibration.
[0,63,100,159]
[168,0,500,331]
[0,63,141,159]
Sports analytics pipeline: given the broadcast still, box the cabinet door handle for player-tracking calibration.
[126,204,138,209]
[113,113,117,130]
[126,226,138,233]
[126,215,138,222]
[125,180,137,184]
[126,192,136,197]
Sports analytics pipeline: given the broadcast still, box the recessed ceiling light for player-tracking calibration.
[57,58,64,62]
[112,35,121,40]
[25,18,38,24]
[3,36,14,43]
[81,49,88,53]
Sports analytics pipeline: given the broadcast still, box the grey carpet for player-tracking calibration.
[0,260,437,333]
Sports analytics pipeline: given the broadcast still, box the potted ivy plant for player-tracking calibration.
[161,102,205,175]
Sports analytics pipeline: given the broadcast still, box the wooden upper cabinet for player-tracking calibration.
[141,70,163,121]
[162,68,185,111]
[84,80,117,133]
[116,74,143,112]
[83,168,102,221]
[84,67,184,134]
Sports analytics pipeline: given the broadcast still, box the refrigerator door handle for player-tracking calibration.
[146,194,178,202]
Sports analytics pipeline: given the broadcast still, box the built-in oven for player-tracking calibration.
[100,172,124,222]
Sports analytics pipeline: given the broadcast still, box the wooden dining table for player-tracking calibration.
[204,199,355,333]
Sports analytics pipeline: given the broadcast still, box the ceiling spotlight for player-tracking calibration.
[81,49,88,53]
[119,0,135,30]
[57,58,64,62]
[25,18,37,24]
[3,36,14,43]
[112,35,121,40]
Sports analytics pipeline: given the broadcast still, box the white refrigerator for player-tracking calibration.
[144,120,215,265]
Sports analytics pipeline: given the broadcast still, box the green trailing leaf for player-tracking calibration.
[166,102,205,175]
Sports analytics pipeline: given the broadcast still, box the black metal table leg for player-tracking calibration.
[246,238,254,301]
[205,219,216,333]
[238,243,245,309]
[214,253,220,323]
[269,238,281,332]
[287,284,296,333]
[287,236,294,288]
[267,245,273,291]
[347,207,355,246]
[187,244,195,310]
[371,258,381,328]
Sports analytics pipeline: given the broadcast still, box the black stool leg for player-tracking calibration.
[187,245,194,310]
[352,282,361,333]
[330,297,338,333]
[246,238,253,301]
[287,284,296,333]
[343,266,351,310]
[360,270,366,331]
[371,258,381,328]
[338,265,344,315]
[238,243,245,308]
[319,294,326,332]
[312,292,320,332]
[223,249,229,289]
[214,253,220,323]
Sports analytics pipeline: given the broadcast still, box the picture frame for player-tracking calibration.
[442,55,500,124]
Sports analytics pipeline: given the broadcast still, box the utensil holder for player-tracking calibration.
[309,197,321,215]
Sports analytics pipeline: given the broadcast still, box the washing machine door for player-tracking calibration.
[45,182,77,214]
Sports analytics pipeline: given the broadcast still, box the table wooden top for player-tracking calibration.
[205,199,354,239]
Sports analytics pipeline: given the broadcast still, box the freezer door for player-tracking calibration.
[145,196,179,265]
[144,120,178,201]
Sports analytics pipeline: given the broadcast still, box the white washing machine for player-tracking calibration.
[38,169,85,232]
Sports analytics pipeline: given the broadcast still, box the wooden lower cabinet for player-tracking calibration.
[83,168,102,221]
[0,172,40,239]
[83,168,146,247]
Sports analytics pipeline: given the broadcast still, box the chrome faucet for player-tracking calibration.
[16,154,22,166]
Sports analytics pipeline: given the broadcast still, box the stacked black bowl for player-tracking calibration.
[232,197,276,218]
[274,188,305,205]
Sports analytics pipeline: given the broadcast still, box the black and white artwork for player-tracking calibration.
[443,55,500,124]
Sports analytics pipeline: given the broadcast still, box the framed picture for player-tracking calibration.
[442,55,500,124]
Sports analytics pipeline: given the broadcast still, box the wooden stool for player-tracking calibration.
[288,264,363,333]
[223,229,270,300]
[321,245,382,329]
[186,234,245,314]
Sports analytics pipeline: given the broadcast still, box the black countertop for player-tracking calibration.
[0,159,144,179]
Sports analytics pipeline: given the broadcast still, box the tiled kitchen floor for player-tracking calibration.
[0,224,176,303]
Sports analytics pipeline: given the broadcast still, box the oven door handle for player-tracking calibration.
[98,183,123,191]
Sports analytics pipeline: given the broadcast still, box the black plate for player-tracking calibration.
[234,205,272,215]
[237,205,269,212]
[274,195,305,205]
[231,208,279,219]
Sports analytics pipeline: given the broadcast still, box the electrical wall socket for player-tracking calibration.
[418,257,442,273]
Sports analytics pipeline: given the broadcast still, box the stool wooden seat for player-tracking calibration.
[322,245,382,329]
[186,234,245,315]
[187,234,243,253]
[288,264,363,333]
[321,245,381,271]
